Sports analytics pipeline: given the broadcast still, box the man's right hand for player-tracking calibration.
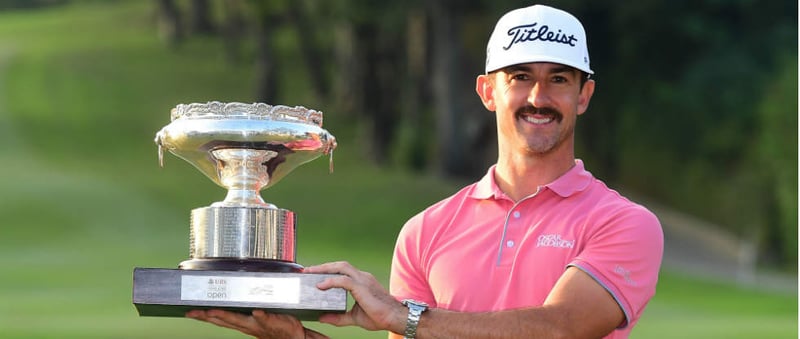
[186,309,328,339]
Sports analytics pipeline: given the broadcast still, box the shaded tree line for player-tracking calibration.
[154,0,798,270]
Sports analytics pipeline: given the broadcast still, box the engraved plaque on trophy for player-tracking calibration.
[132,102,346,320]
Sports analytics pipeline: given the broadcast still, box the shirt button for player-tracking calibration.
[506,240,515,248]
[513,211,521,219]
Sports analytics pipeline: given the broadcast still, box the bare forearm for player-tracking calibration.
[412,306,577,339]
[388,268,624,338]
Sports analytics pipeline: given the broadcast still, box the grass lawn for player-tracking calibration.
[0,1,795,338]
[633,272,797,338]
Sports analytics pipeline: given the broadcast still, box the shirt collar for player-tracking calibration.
[547,159,593,197]
[471,165,504,200]
[470,160,593,200]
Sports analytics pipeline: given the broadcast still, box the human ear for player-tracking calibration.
[476,74,496,111]
[577,79,595,116]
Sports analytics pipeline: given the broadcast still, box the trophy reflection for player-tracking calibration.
[133,102,346,319]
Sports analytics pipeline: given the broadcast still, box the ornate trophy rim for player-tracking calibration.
[170,101,324,127]
[155,101,337,194]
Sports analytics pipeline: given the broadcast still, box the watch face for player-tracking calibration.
[403,299,429,309]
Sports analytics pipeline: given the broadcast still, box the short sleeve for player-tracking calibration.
[569,204,664,328]
[389,212,436,306]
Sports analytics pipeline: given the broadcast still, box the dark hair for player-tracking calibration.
[580,72,591,89]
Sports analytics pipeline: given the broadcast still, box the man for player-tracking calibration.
[187,4,663,338]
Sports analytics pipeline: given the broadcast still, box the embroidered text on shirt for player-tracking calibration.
[536,234,575,248]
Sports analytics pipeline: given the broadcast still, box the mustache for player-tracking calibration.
[515,105,563,122]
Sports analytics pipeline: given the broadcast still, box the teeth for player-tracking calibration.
[523,115,553,124]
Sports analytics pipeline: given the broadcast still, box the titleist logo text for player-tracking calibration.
[503,23,578,50]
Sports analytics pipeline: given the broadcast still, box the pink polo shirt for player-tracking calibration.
[390,160,663,338]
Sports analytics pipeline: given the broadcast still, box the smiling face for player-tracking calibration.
[476,62,595,160]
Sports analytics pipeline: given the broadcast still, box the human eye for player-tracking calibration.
[509,72,530,82]
[551,75,568,83]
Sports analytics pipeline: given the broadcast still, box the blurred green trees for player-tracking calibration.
[10,0,795,268]
[153,0,800,269]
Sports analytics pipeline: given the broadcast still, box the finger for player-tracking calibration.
[185,309,207,320]
[200,310,260,336]
[251,309,301,331]
[304,261,357,276]
[204,316,256,336]
[318,300,373,329]
[252,309,292,323]
[206,309,254,325]
[318,270,381,293]
[186,309,233,323]
[318,311,355,327]
[203,314,248,331]
[316,274,356,291]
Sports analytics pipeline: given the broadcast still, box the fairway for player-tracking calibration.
[0,2,795,338]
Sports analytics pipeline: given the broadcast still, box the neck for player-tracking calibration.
[494,151,575,202]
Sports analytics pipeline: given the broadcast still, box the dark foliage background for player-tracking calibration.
[148,0,800,270]
[7,0,796,269]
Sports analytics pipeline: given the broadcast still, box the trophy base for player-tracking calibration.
[132,268,347,320]
[179,258,303,273]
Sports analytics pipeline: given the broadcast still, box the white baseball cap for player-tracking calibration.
[484,4,593,74]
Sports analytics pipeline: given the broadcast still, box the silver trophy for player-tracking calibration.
[133,102,346,319]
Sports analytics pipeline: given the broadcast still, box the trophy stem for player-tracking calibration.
[213,189,276,208]
[212,148,276,208]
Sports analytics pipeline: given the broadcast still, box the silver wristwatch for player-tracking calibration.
[401,299,429,339]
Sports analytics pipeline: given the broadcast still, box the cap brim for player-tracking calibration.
[486,55,594,75]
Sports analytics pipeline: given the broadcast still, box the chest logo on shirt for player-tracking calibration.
[536,234,575,249]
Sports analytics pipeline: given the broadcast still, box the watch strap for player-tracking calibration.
[402,299,428,339]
